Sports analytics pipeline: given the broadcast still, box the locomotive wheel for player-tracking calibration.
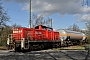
[41,44,44,49]
[37,45,41,50]
[30,46,34,51]
[14,43,21,52]
[58,42,61,48]
[7,45,9,50]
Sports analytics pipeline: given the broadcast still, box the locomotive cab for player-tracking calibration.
[35,25,53,31]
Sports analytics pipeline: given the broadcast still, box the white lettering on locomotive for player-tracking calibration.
[13,30,22,33]
[35,32,42,34]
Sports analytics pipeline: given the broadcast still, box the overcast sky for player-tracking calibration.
[2,0,90,29]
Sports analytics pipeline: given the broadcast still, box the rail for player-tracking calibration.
[45,51,57,60]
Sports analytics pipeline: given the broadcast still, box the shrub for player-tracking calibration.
[87,37,90,44]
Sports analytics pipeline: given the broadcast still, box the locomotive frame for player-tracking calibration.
[7,25,61,51]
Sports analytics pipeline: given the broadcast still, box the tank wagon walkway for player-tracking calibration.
[0,50,90,60]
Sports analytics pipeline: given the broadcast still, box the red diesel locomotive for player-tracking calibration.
[7,25,61,51]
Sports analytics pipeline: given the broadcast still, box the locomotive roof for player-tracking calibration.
[35,25,53,29]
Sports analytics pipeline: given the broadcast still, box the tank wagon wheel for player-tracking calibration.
[55,42,61,48]
[64,42,68,47]
[63,41,68,47]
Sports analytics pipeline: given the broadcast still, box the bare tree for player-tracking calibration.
[0,23,21,43]
[0,2,9,27]
[73,23,80,31]
[32,14,52,27]
[85,21,90,44]
[86,21,90,36]
[0,1,9,43]
[66,25,73,31]
[67,23,80,32]
[32,14,44,27]
[11,23,21,28]
[1,25,12,41]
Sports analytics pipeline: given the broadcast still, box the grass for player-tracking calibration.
[0,40,7,46]
[50,45,88,50]
[0,40,7,50]
[84,44,90,50]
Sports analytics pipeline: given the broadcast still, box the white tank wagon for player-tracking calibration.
[56,29,87,46]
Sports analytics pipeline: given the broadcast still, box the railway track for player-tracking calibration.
[0,50,89,60]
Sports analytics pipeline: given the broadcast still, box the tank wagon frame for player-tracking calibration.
[57,29,87,46]
[7,25,61,51]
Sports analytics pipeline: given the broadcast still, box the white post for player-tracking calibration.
[21,38,25,49]
[7,38,10,45]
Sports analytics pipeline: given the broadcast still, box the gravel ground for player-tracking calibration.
[0,50,90,60]
[0,46,7,50]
